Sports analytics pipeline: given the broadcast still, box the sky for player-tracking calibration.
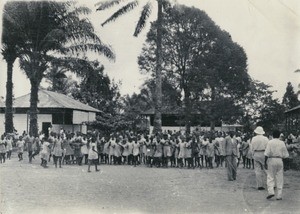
[0,0,299,101]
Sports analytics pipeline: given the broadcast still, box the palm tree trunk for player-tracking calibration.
[183,87,191,137]
[210,86,216,132]
[29,80,40,137]
[5,59,15,133]
[153,0,163,134]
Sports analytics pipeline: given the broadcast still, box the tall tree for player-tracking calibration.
[96,0,172,134]
[239,79,285,134]
[70,60,121,114]
[282,82,299,110]
[6,1,115,136]
[2,2,26,133]
[138,5,250,133]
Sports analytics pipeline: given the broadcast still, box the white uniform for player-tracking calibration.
[264,138,289,199]
[251,135,269,188]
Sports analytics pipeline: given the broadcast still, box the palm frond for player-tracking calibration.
[96,0,123,11]
[133,1,152,37]
[101,0,139,26]
[62,43,115,61]
[46,56,95,76]
[39,29,66,51]
[69,6,91,16]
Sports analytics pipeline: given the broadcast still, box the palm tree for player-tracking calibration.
[5,1,115,136]
[96,0,171,134]
[2,2,26,133]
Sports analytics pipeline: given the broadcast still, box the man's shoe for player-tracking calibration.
[258,187,265,190]
[267,194,275,199]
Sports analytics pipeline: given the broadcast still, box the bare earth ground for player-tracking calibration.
[0,152,300,214]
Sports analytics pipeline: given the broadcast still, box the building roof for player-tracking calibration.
[0,90,100,113]
[285,105,300,114]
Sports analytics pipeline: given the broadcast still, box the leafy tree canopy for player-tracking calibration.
[282,82,299,110]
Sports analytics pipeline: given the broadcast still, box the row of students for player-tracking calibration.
[0,130,256,171]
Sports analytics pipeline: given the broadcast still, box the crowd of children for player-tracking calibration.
[1,128,298,172]
[0,128,261,172]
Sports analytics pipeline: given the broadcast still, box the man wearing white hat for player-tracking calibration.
[251,126,269,190]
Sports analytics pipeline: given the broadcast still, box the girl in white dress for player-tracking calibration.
[52,135,63,168]
[178,138,186,168]
[81,135,89,164]
[40,138,51,168]
[121,138,129,164]
[16,136,25,161]
[5,135,12,160]
[185,138,193,168]
[0,135,6,163]
[87,138,100,172]
[108,136,116,164]
[132,138,140,167]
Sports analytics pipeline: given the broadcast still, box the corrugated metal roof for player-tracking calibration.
[0,90,100,112]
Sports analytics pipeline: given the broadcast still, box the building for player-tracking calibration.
[285,104,300,134]
[0,90,100,135]
[141,109,242,133]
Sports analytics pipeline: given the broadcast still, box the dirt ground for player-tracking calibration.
[1,152,300,214]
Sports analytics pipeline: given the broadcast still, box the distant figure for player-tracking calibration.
[16,136,25,161]
[5,135,13,160]
[264,130,289,200]
[251,126,268,190]
[87,137,99,172]
[40,138,51,168]
[0,135,6,163]
[224,132,238,181]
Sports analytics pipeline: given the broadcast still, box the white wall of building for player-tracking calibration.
[88,112,96,122]
[0,113,52,134]
[149,126,239,134]
[0,114,4,134]
[1,110,96,135]
[13,114,28,134]
[12,113,52,134]
[73,110,96,124]
[52,124,85,134]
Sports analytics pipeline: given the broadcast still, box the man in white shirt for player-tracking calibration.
[251,126,269,190]
[264,130,289,200]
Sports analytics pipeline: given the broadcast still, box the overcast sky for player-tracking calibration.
[0,0,299,101]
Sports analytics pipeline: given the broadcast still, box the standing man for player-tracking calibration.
[251,126,269,190]
[224,132,238,181]
[264,130,289,200]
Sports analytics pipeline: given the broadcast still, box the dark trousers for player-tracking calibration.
[226,155,237,181]
[153,157,161,167]
[6,150,12,160]
[186,157,193,168]
[18,152,23,160]
[170,155,176,167]
[178,158,183,168]
[53,155,62,168]
[28,151,33,163]
[83,154,88,164]
[0,153,5,163]
[242,156,247,168]
[220,155,225,167]
[208,157,213,168]
[215,155,220,167]
[133,155,138,166]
